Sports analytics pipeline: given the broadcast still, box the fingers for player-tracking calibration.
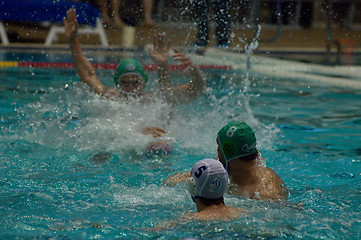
[183,65,192,72]
[163,172,182,186]
[176,60,191,66]
[66,8,76,22]
[152,127,167,134]
[179,62,193,72]
[71,9,77,22]
[66,9,71,19]
[172,53,189,62]
[172,49,188,60]
[141,126,167,137]
[172,51,194,72]
[172,54,187,61]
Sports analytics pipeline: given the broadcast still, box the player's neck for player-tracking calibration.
[228,159,258,184]
[196,200,226,212]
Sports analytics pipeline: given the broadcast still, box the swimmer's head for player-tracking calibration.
[188,158,229,200]
[217,121,257,164]
[114,59,148,94]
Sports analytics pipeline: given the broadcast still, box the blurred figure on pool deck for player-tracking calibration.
[111,0,156,28]
[165,121,289,201]
[73,0,156,28]
[72,0,113,27]
[63,8,205,105]
[185,158,244,220]
[191,0,231,48]
[142,0,156,27]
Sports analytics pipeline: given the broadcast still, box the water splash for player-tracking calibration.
[10,82,173,155]
[229,25,279,151]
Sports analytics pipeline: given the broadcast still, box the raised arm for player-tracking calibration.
[163,171,190,186]
[148,34,206,105]
[64,9,119,98]
[171,49,206,104]
[148,33,173,103]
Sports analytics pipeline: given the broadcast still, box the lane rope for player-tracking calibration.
[0,61,232,70]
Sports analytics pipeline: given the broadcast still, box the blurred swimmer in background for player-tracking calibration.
[64,8,206,155]
[64,8,205,104]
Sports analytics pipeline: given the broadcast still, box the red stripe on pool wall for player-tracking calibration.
[16,62,232,70]
[18,62,75,68]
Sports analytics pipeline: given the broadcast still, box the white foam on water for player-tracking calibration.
[14,82,173,155]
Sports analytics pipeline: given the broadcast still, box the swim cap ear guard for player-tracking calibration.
[188,177,230,200]
[188,176,197,198]
[217,121,257,163]
[114,58,148,87]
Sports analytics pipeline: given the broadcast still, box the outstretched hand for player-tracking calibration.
[163,171,190,186]
[63,8,78,41]
[148,33,170,67]
[140,126,167,138]
[172,49,197,73]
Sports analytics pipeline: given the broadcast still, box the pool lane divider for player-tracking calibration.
[0,61,232,70]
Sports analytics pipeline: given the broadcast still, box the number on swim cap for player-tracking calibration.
[226,126,237,138]
[195,165,207,178]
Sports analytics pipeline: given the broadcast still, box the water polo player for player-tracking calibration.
[165,121,289,201]
[64,8,205,104]
[64,8,205,155]
[216,121,289,200]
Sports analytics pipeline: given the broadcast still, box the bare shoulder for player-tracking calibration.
[263,167,283,181]
[226,206,244,219]
[183,212,202,221]
[262,167,289,200]
[185,206,244,221]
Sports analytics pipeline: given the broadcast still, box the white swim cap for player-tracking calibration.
[188,158,229,199]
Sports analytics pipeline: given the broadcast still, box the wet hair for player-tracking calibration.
[220,150,259,168]
[239,150,259,162]
[195,196,225,207]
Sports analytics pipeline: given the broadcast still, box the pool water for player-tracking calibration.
[0,49,361,239]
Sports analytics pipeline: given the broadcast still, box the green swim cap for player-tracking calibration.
[217,121,257,162]
[113,58,148,86]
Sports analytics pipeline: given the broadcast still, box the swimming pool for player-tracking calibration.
[1,47,360,239]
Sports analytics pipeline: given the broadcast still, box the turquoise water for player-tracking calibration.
[0,50,361,239]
